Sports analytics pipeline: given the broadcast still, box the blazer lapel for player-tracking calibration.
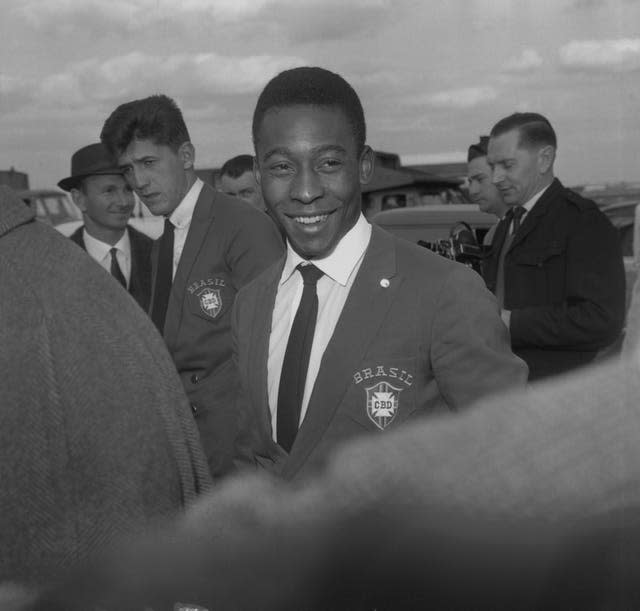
[283,226,403,477]
[163,184,216,349]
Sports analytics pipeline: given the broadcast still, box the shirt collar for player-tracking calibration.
[82,227,131,259]
[522,183,551,213]
[280,213,372,287]
[169,178,204,228]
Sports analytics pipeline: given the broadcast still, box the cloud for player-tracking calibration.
[559,38,640,72]
[0,75,36,113]
[502,48,543,73]
[17,52,304,112]
[17,0,398,42]
[407,86,499,110]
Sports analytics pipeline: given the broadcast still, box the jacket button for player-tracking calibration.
[191,374,199,384]
[191,403,198,415]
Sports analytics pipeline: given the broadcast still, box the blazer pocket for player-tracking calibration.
[343,357,418,432]
[512,243,564,267]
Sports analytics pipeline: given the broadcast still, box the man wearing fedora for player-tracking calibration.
[58,142,153,310]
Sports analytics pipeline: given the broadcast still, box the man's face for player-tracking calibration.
[467,155,506,217]
[254,104,372,260]
[117,139,192,216]
[220,170,264,210]
[487,128,547,207]
[73,174,134,231]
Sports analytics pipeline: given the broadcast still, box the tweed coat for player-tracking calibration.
[482,178,626,380]
[69,223,152,310]
[0,186,211,588]
[150,182,284,478]
[232,224,528,481]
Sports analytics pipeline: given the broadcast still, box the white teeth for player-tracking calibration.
[294,214,328,224]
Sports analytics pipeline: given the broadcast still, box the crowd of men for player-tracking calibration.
[0,66,634,609]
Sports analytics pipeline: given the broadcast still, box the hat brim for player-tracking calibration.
[57,170,124,192]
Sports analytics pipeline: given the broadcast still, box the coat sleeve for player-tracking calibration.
[509,208,626,351]
[429,264,528,409]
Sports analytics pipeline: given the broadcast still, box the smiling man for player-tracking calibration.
[59,142,152,310]
[232,67,528,482]
[100,95,284,478]
[484,112,625,380]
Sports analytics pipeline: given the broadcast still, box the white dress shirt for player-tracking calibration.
[168,178,204,279]
[268,214,372,440]
[83,228,132,288]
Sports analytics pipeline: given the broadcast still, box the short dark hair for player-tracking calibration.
[467,135,490,162]
[252,66,366,153]
[220,154,254,179]
[100,94,191,158]
[490,112,557,150]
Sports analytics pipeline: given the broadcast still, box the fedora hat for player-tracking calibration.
[58,142,123,191]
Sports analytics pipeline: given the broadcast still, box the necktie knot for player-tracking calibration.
[511,206,525,220]
[298,263,323,286]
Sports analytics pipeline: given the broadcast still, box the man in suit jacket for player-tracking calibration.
[58,142,152,310]
[100,95,284,478]
[483,112,625,380]
[232,67,527,482]
[0,185,211,591]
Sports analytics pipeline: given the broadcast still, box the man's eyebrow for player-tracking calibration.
[469,172,486,180]
[262,144,348,162]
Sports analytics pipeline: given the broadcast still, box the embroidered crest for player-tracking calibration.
[365,381,402,430]
[197,287,222,318]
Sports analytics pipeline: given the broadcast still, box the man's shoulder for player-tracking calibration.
[550,180,601,214]
[236,257,284,299]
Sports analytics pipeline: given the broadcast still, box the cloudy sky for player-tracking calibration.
[1,0,639,189]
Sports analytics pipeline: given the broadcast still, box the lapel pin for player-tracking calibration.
[380,278,390,288]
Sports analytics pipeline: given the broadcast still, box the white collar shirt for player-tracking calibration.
[168,178,204,279]
[268,213,372,442]
[83,228,131,287]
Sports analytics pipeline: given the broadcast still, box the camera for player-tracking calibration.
[417,222,486,274]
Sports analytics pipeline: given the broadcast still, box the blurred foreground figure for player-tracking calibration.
[32,352,640,610]
[0,186,211,589]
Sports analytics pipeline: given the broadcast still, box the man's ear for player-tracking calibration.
[179,142,196,170]
[253,155,262,186]
[359,145,375,185]
[70,188,87,213]
[538,145,555,174]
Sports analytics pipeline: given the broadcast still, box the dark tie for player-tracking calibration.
[496,206,526,308]
[277,263,324,452]
[109,247,127,288]
[151,218,175,332]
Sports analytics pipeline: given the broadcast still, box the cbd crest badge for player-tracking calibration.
[197,286,222,319]
[365,381,402,430]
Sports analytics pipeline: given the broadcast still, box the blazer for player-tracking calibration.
[483,178,626,380]
[233,224,528,481]
[0,186,211,587]
[69,224,152,310]
[150,183,284,478]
